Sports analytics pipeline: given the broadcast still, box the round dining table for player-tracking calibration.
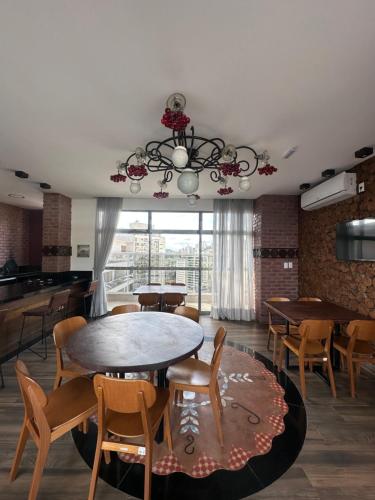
[66,311,204,442]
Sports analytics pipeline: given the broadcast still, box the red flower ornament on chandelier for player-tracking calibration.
[161,108,190,131]
[127,165,148,177]
[153,190,169,199]
[110,173,127,183]
[258,164,278,176]
[217,186,234,196]
[219,162,241,176]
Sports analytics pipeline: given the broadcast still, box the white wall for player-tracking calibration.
[71,198,97,271]
[70,197,214,271]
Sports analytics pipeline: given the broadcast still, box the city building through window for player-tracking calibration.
[104,211,213,312]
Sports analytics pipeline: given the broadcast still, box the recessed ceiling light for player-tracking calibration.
[8,193,25,198]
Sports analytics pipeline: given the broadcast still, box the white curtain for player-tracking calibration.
[211,199,255,321]
[91,197,122,317]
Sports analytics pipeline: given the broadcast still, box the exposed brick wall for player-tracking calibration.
[42,193,71,272]
[299,157,375,318]
[253,195,299,322]
[0,203,32,267]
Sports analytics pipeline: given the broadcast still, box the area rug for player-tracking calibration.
[115,344,289,478]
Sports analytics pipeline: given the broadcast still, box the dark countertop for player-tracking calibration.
[0,272,91,306]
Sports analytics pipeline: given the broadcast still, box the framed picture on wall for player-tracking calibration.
[77,244,90,258]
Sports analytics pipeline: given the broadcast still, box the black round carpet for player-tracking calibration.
[72,340,306,499]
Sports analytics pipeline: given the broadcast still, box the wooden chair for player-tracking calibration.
[266,297,290,364]
[138,293,160,311]
[147,283,161,286]
[333,320,375,397]
[111,304,141,315]
[18,289,71,360]
[174,306,200,359]
[0,309,9,388]
[167,327,226,447]
[278,320,336,399]
[10,360,97,500]
[167,282,186,286]
[298,297,322,302]
[88,375,172,500]
[70,280,98,317]
[174,305,199,323]
[53,316,91,390]
[162,293,184,313]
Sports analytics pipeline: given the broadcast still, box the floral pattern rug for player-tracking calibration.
[115,344,289,478]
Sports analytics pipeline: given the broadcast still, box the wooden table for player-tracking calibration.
[133,284,187,296]
[66,311,204,442]
[263,300,369,373]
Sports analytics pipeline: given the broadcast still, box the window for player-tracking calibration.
[104,211,213,312]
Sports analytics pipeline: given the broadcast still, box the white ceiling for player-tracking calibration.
[0,0,374,208]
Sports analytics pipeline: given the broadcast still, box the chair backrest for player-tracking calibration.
[267,297,290,325]
[93,374,156,414]
[138,293,160,307]
[87,280,98,294]
[298,297,321,302]
[53,316,87,349]
[347,320,375,342]
[48,289,71,312]
[168,282,186,286]
[111,304,140,315]
[210,327,227,380]
[148,283,161,286]
[174,305,199,323]
[298,319,334,341]
[163,293,184,307]
[15,360,49,433]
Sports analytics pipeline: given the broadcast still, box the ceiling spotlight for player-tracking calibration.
[8,193,25,198]
[15,170,29,179]
[355,146,373,159]
[40,182,51,189]
[321,169,335,178]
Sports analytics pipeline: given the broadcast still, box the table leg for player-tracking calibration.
[285,320,290,369]
[155,368,168,444]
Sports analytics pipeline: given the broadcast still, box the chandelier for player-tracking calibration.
[111,93,277,200]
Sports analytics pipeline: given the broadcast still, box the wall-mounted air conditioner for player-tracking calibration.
[301,172,357,211]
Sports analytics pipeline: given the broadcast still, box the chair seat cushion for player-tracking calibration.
[23,305,51,317]
[167,358,211,386]
[106,388,169,438]
[284,336,325,356]
[44,376,97,430]
[333,335,375,356]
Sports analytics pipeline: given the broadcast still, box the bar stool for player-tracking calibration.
[17,289,71,360]
[0,309,8,388]
[70,280,98,317]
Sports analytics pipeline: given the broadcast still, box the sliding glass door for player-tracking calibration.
[104,210,213,312]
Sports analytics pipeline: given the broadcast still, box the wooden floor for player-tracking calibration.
[1,317,375,500]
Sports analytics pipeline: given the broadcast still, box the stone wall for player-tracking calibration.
[254,195,299,322]
[299,157,375,318]
[42,193,72,272]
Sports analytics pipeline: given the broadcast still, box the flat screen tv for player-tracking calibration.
[336,218,375,261]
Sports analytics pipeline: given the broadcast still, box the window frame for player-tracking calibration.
[105,210,213,312]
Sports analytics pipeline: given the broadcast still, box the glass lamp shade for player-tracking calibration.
[177,169,199,194]
[171,146,189,168]
[187,195,197,207]
[130,181,141,194]
[239,177,251,191]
